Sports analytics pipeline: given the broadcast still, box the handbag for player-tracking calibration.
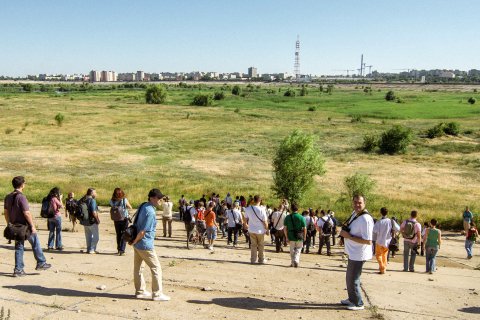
[4,223,31,241]
[270,212,283,234]
[230,210,243,229]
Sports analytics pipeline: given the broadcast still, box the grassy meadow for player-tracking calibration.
[0,82,479,228]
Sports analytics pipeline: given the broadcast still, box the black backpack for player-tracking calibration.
[40,197,55,218]
[183,206,193,223]
[75,197,91,225]
[322,216,333,235]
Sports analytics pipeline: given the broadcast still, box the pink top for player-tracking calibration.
[400,218,422,244]
[50,197,63,218]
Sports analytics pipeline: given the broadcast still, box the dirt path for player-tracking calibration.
[0,206,479,320]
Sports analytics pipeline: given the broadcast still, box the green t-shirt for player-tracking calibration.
[284,212,306,241]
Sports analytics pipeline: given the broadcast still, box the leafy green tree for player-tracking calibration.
[232,85,241,96]
[145,85,167,104]
[344,173,376,201]
[379,125,413,154]
[272,130,326,205]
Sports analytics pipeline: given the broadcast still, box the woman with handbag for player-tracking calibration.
[109,188,133,256]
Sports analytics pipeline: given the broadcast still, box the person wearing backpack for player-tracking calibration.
[317,210,334,256]
[284,203,306,267]
[423,219,442,274]
[400,210,422,272]
[183,200,197,249]
[226,202,243,247]
[465,222,478,259]
[3,176,51,277]
[65,192,78,232]
[463,206,474,235]
[303,210,316,254]
[81,188,100,254]
[46,187,64,251]
[129,188,170,301]
[244,195,268,264]
[109,188,133,256]
[372,207,400,274]
[339,194,374,311]
[271,206,287,253]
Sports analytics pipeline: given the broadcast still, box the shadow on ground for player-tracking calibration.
[3,285,131,300]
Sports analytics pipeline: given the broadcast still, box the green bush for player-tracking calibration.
[54,113,65,127]
[307,106,316,112]
[444,122,460,136]
[351,115,363,123]
[191,94,212,106]
[379,125,413,154]
[5,128,14,134]
[385,90,396,101]
[468,97,476,105]
[344,173,376,201]
[300,85,308,96]
[232,85,241,96]
[284,89,296,97]
[426,123,445,139]
[362,134,378,152]
[213,91,225,100]
[145,85,167,104]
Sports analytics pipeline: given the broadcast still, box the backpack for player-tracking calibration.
[110,199,126,221]
[40,197,55,218]
[403,220,416,239]
[75,197,91,225]
[307,217,316,232]
[183,206,193,223]
[467,228,477,242]
[322,216,333,235]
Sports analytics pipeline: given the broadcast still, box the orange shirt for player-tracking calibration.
[205,210,216,227]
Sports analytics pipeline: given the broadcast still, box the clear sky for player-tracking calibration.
[1,0,479,76]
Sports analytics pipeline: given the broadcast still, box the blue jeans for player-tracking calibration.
[48,216,63,249]
[425,246,438,272]
[15,233,47,272]
[84,223,99,252]
[465,240,474,257]
[346,259,365,307]
[403,241,418,271]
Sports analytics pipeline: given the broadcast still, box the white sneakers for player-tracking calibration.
[136,291,171,301]
[341,299,365,310]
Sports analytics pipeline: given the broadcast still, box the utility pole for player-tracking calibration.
[294,35,300,81]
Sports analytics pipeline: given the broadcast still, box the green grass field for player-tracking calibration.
[1,83,479,228]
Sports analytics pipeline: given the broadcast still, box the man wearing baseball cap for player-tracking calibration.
[129,188,170,301]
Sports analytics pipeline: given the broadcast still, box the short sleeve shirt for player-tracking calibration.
[400,219,422,244]
[344,212,374,261]
[134,203,157,250]
[284,213,306,241]
[205,210,216,227]
[244,205,268,234]
[4,191,29,225]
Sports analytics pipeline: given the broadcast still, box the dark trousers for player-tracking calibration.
[311,230,317,246]
[185,222,195,248]
[114,219,128,253]
[304,231,314,253]
[332,233,336,246]
[319,234,331,255]
[227,226,239,245]
[179,207,184,221]
[275,230,285,253]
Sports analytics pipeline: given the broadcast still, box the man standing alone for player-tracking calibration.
[339,194,374,311]
[3,176,51,276]
[244,195,268,264]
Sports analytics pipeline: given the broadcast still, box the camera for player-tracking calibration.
[341,225,350,233]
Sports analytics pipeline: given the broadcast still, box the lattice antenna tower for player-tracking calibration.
[294,35,300,80]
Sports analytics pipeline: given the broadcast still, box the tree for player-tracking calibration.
[385,90,396,101]
[379,125,413,154]
[272,130,326,205]
[232,85,241,96]
[344,173,376,201]
[145,85,167,104]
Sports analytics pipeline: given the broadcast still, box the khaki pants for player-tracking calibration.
[290,241,303,265]
[250,233,265,263]
[133,247,163,296]
[375,244,389,273]
[464,220,470,234]
[162,217,173,237]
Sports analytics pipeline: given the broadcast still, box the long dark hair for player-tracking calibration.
[48,187,61,200]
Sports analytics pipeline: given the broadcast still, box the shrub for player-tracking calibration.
[362,134,378,152]
[444,122,460,136]
[191,94,212,106]
[379,125,413,154]
[344,173,376,201]
[385,90,396,101]
[5,128,14,134]
[308,106,316,112]
[213,91,225,100]
[234,108,240,113]
[300,85,308,96]
[232,85,241,96]
[426,123,445,139]
[272,130,326,205]
[468,97,476,105]
[145,85,167,104]
[284,89,296,97]
[351,115,363,123]
[54,113,65,127]
[266,89,276,94]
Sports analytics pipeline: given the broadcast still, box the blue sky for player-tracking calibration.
[1,0,479,76]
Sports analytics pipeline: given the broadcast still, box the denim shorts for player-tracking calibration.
[206,227,217,240]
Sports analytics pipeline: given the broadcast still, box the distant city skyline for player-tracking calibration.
[1,0,479,77]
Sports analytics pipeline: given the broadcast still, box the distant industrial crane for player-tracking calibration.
[365,65,373,75]
[333,69,355,76]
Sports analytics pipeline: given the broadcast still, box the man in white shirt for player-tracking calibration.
[339,194,374,311]
[224,193,233,206]
[161,196,173,238]
[317,210,333,256]
[271,207,286,252]
[372,207,400,274]
[244,195,268,264]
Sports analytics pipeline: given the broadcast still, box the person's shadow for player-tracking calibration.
[3,285,131,300]
[187,297,344,311]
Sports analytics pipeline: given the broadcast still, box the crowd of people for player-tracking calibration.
[3,176,479,310]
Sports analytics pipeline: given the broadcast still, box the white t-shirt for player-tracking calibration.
[373,217,400,248]
[162,201,173,218]
[344,212,374,261]
[271,211,286,230]
[245,205,267,234]
[317,215,333,231]
[226,209,242,228]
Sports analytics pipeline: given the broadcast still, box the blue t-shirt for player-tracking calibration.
[463,211,473,223]
[134,203,157,250]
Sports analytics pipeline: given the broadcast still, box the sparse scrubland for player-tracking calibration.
[0,82,479,229]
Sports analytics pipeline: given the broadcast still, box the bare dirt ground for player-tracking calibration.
[1,204,479,320]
